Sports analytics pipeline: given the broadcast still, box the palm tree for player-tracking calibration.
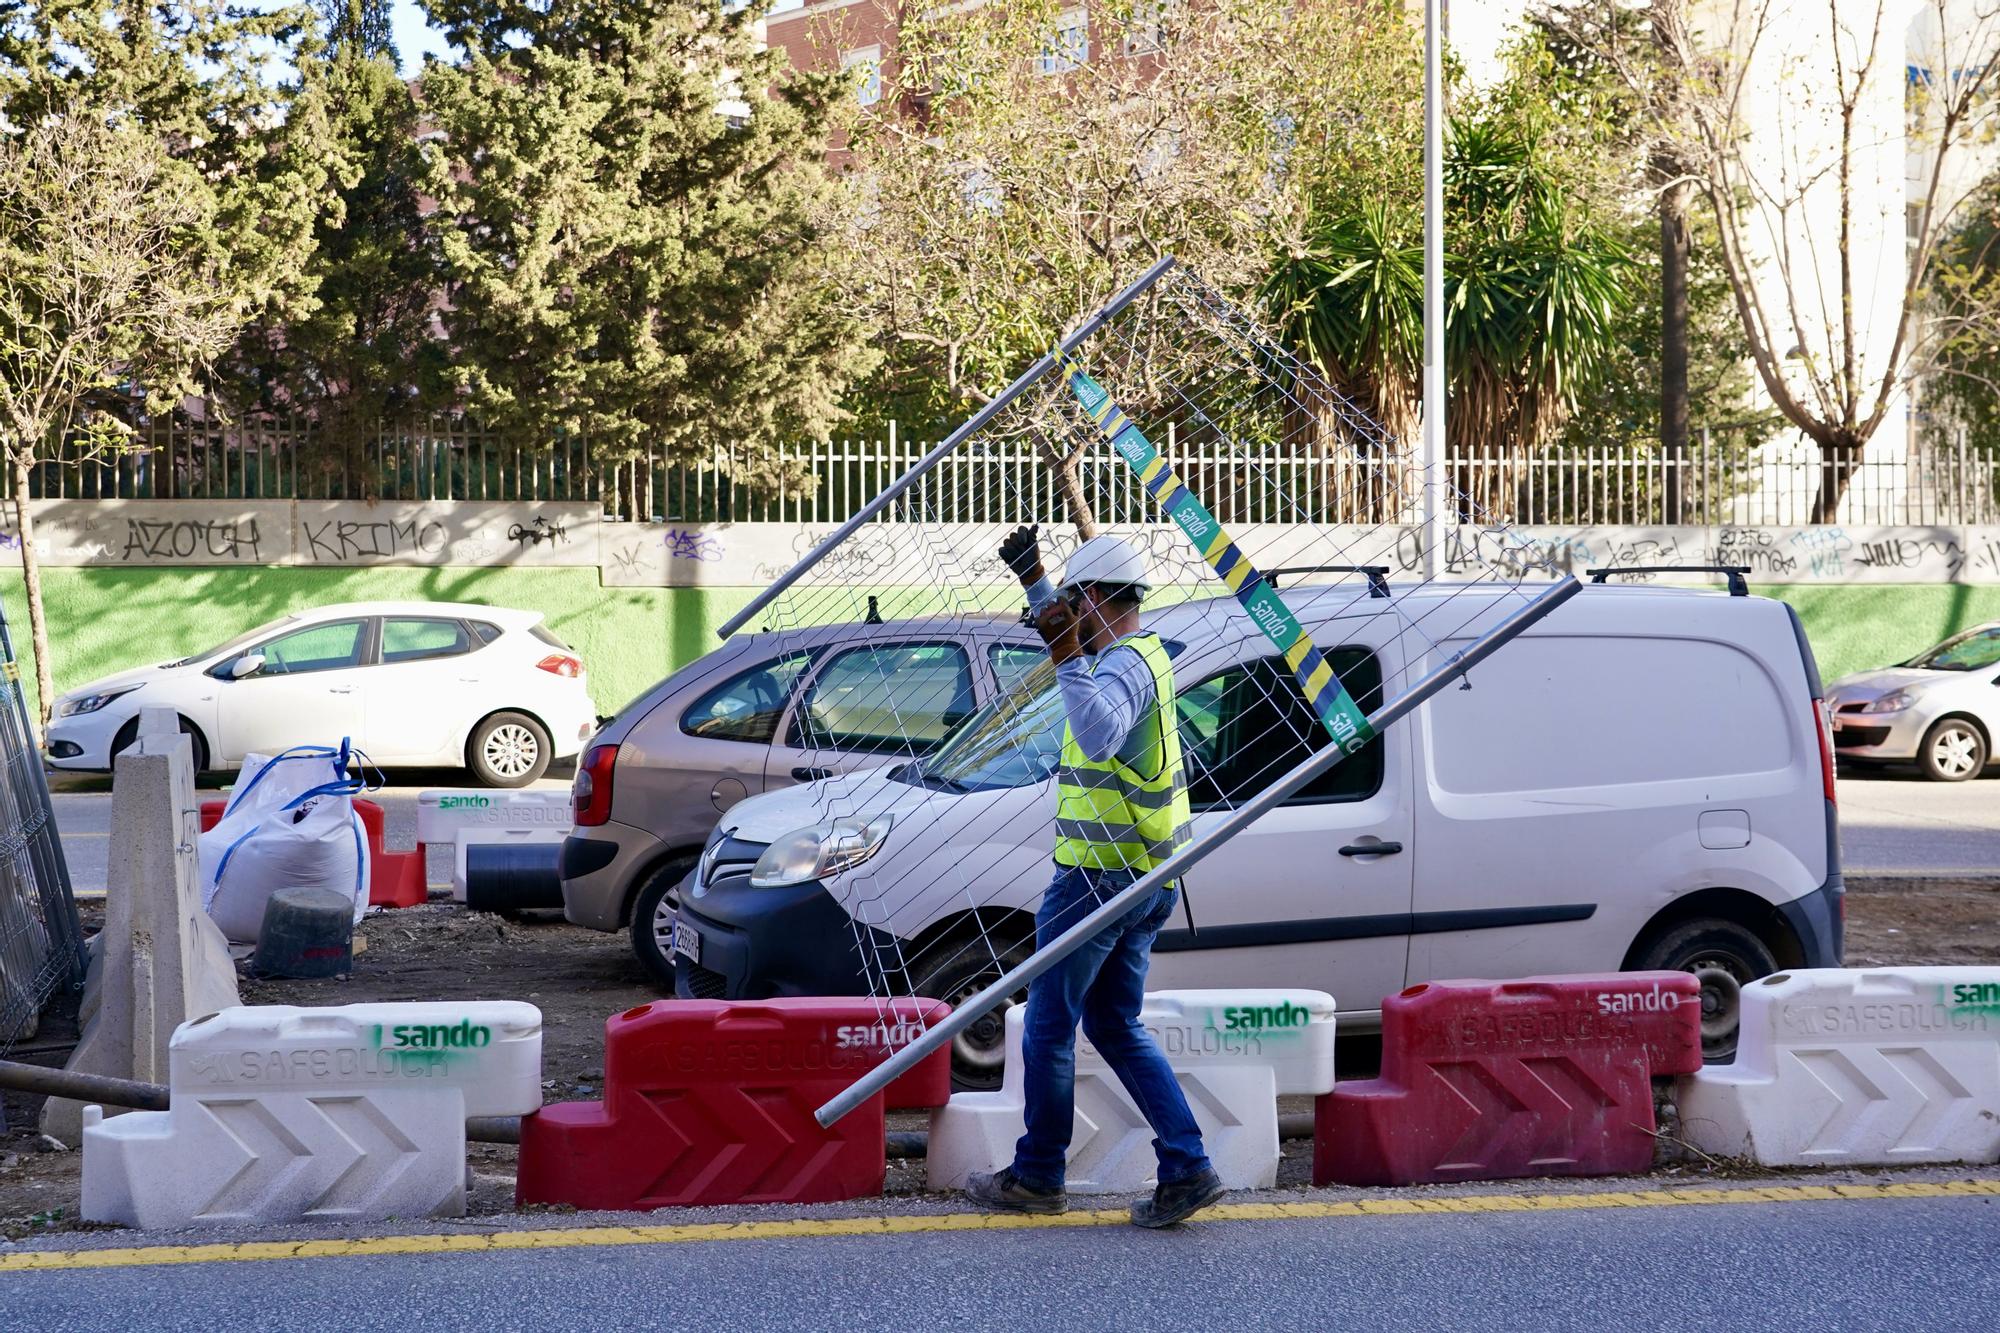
[1266,110,1634,521]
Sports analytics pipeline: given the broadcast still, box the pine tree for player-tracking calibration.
[228,0,443,492]
[417,0,876,489]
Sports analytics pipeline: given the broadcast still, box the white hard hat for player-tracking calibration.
[1059,535,1151,594]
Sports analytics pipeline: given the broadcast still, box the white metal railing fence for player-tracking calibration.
[13,414,1999,527]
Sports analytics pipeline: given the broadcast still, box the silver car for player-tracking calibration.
[559,614,1043,983]
[1827,621,2000,780]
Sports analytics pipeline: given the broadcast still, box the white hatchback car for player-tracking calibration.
[1827,620,2000,780]
[45,601,597,786]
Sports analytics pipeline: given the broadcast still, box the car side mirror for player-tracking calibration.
[230,653,265,680]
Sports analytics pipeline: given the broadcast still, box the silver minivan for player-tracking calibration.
[559,614,1042,982]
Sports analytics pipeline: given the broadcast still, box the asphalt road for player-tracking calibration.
[45,767,1990,899]
[2,1190,1995,1330]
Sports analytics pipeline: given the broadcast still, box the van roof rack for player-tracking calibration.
[1267,565,1392,599]
[1588,566,1751,597]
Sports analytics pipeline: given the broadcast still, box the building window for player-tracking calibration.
[1124,0,1167,54]
[844,45,883,107]
[1038,9,1089,75]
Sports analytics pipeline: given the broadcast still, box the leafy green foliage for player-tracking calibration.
[824,0,1417,441]
[227,0,444,479]
[1266,76,1637,463]
[415,0,876,483]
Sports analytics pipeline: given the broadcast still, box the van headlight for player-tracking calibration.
[56,688,135,718]
[749,815,895,888]
[1861,690,1917,714]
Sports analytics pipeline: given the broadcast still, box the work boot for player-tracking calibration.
[1131,1167,1225,1229]
[965,1168,1067,1215]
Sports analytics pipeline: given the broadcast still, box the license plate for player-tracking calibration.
[671,917,701,964]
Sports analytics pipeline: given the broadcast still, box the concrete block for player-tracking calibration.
[927,989,1334,1194]
[82,1000,542,1227]
[416,790,572,900]
[43,709,240,1142]
[1679,967,2000,1167]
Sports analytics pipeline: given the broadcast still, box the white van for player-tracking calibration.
[670,581,1843,1085]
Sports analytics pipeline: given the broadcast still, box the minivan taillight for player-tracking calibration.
[575,743,618,826]
[538,654,583,678]
[1813,699,1837,803]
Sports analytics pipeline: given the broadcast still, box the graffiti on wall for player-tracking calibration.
[0,501,601,567]
[0,506,1992,584]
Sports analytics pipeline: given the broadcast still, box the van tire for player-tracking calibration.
[1634,919,1778,1063]
[915,935,1031,1092]
[1918,716,1986,782]
[468,711,552,787]
[630,857,698,990]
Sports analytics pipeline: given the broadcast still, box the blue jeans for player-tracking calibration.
[1012,864,1212,1191]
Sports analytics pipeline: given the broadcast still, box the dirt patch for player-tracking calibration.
[1845,876,2000,967]
[4,878,1994,1233]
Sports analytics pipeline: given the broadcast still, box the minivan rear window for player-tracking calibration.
[683,653,812,744]
[1427,634,1792,793]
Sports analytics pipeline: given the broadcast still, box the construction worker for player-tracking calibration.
[965,525,1224,1228]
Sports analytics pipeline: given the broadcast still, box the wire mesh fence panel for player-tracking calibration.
[0,602,86,1056]
[690,260,1578,1114]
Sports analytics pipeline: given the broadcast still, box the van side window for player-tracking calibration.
[1178,649,1384,808]
[794,642,975,755]
[682,653,812,744]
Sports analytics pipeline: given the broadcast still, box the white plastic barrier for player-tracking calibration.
[927,989,1336,1194]
[416,790,573,900]
[83,1001,542,1228]
[1678,967,2000,1167]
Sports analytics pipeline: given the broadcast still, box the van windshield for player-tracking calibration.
[902,659,1066,793]
[900,637,1185,794]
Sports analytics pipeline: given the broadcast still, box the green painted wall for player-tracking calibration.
[0,567,759,722]
[2,567,1995,725]
[1762,585,2000,682]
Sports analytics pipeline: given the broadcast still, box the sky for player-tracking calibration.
[388,0,808,74]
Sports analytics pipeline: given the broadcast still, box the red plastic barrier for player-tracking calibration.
[1315,972,1702,1186]
[517,998,953,1211]
[199,796,426,909]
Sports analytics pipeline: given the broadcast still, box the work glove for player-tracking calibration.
[1036,596,1083,665]
[998,524,1044,586]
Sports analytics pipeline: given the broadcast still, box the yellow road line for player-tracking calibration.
[4,1179,1996,1274]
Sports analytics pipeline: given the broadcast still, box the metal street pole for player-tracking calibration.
[1421,0,1445,578]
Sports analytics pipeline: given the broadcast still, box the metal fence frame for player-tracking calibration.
[0,601,87,1057]
[14,412,2000,527]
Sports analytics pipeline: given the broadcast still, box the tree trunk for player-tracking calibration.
[1659,172,1691,525]
[9,460,54,728]
[1056,457,1098,541]
[1809,438,1863,524]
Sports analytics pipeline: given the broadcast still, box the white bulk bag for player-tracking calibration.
[199,745,370,944]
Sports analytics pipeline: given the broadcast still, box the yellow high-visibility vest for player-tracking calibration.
[1052,632,1191,872]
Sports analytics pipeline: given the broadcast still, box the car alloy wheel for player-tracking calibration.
[484,723,541,779]
[1923,719,1985,781]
